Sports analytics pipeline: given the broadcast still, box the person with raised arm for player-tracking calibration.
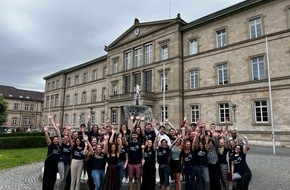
[180,129,197,190]
[58,124,72,190]
[42,115,62,190]
[231,135,252,190]
[117,133,128,190]
[218,120,229,190]
[144,115,158,143]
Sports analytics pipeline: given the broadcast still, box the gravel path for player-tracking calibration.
[0,146,289,190]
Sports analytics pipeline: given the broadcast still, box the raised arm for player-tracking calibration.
[166,119,177,133]
[83,135,90,156]
[53,122,62,146]
[44,126,51,146]
[242,135,249,154]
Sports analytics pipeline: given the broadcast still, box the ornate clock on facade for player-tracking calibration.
[134,28,140,36]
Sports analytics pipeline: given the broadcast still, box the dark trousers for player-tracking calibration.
[208,163,221,190]
[42,159,58,190]
[237,172,252,190]
[184,165,197,190]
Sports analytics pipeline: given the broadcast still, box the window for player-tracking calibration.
[24,104,29,111]
[80,113,85,124]
[52,81,55,89]
[219,103,230,123]
[103,67,107,78]
[67,77,71,87]
[74,93,78,105]
[47,82,51,91]
[134,47,142,67]
[189,38,198,55]
[82,91,87,104]
[12,117,17,125]
[92,69,97,80]
[145,43,153,64]
[83,72,88,83]
[91,112,95,124]
[134,73,141,87]
[161,45,168,60]
[55,94,59,107]
[56,80,59,89]
[64,114,69,124]
[28,118,32,125]
[74,75,79,85]
[14,103,19,110]
[190,69,199,89]
[101,111,105,124]
[251,56,265,80]
[102,88,106,101]
[65,95,70,106]
[53,114,57,122]
[111,109,117,124]
[46,96,49,108]
[191,105,200,123]
[125,51,132,70]
[113,61,118,74]
[160,106,168,122]
[124,75,131,93]
[30,104,34,111]
[249,17,262,39]
[72,113,76,125]
[91,90,97,103]
[216,28,227,48]
[50,95,54,108]
[217,63,228,85]
[161,74,168,91]
[112,84,118,95]
[22,118,28,125]
[144,70,152,92]
[254,100,268,123]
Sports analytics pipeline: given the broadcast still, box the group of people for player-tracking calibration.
[42,115,252,190]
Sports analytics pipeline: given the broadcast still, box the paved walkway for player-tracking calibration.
[0,146,289,190]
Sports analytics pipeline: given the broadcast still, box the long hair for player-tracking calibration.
[108,142,118,155]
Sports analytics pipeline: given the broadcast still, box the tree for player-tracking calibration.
[0,96,8,125]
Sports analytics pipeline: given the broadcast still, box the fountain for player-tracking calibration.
[123,84,153,123]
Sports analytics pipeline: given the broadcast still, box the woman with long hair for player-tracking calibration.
[196,137,210,190]
[141,139,156,190]
[170,137,183,190]
[218,137,229,190]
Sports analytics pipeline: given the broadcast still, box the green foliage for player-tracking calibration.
[0,96,8,125]
[0,147,47,170]
[0,136,47,149]
[0,132,44,137]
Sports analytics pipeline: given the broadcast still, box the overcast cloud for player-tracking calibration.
[0,0,243,92]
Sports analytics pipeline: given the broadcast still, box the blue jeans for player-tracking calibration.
[184,165,197,190]
[197,165,210,190]
[91,169,105,190]
[58,162,70,190]
[158,165,170,186]
[117,161,126,190]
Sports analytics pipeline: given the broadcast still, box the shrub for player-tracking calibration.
[0,132,44,138]
[0,136,47,149]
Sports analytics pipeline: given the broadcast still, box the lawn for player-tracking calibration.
[0,147,47,170]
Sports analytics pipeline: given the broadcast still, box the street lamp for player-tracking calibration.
[232,104,237,124]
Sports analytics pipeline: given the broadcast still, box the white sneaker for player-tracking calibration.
[125,178,129,184]
[122,177,125,183]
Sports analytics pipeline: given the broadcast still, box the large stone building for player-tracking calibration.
[0,85,44,132]
[43,0,290,146]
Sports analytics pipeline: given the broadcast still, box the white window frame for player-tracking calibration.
[30,104,34,111]
[124,75,131,93]
[216,28,227,48]
[92,69,97,80]
[254,100,268,123]
[55,94,59,107]
[160,106,168,122]
[72,113,76,125]
[74,93,78,105]
[67,78,71,87]
[161,45,168,60]
[111,109,117,124]
[145,43,153,65]
[83,72,88,83]
[101,111,105,124]
[218,103,230,123]
[74,75,79,85]
[144,70,152,92]
[190,105,200,123]
[189,38,198,55]
[91,90,97,103]
[24,104,29,111]
[249,17,262,39]
[112,84,118,96]
[14,103,19,110]
[134,73,141,87]
[161,74,168,92]
[125,51,132,70]
[113,61,118,74]
[217,63,228,85]
[102,88,106,101]
[81,91,87,104]
[190,69,199,89]
[65,95,70,106]
[12,117,17,125]
[134,47,142,67]
[103,66,107,78]
[80,113,85,124]
[251,56,265,80]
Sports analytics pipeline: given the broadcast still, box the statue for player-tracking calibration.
[134,84,140,105]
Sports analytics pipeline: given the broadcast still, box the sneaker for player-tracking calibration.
[122,177,126,183]
[125,178,129,184]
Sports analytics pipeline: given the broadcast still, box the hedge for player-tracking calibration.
[0,136,47,149]
[0,132,44,138]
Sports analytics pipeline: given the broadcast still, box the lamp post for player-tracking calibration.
[232,104,237,124]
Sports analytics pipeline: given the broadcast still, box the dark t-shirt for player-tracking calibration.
[72,146,84,160]
[144,130,156,142]
[128,141,143,164]
[144,147,156,164]
[46,143,60,162]
[181,150,195,167]
[157,147,170,165]
[59,143,71,164]
[196,149,208,167]
[92,152,107,170]
[119,145,127,161]
[232,151,251,175]
[218,147,228,164]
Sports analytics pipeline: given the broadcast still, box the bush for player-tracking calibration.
[0,136,47,149]
[0,132,44,138]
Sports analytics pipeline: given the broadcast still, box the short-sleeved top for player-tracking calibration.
[46,143,60,162]
[170,146,181,160]
[128,141,143,165]
[144,147,156,164]
[88,131,99,143]
[119,145,127,161]
[145,130,156,142]
[181,150,195,167]
[72,146,84,160]
[59,143,71,164]
[207,148,218,164]
[157,147,170,165]
[92,152,107,170]
[196,149,208,167]
[232,151,251,175]
[218,147,228,164]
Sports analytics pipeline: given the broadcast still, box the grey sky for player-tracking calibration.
[0,0,243,92]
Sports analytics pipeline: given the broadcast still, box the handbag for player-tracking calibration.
[232,172,242,180]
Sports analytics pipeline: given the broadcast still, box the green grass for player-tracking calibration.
[0,147,47,170]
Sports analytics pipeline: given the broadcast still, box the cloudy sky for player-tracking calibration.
[0,0,243,92]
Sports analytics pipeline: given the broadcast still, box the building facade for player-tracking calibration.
[43,0,290,146]
[0,85,44,132]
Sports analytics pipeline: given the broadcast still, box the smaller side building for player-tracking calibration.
[0,85,44,132]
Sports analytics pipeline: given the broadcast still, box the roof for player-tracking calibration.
[43,55,107,80]
[0,85,44,102]
[180,0,272,31]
